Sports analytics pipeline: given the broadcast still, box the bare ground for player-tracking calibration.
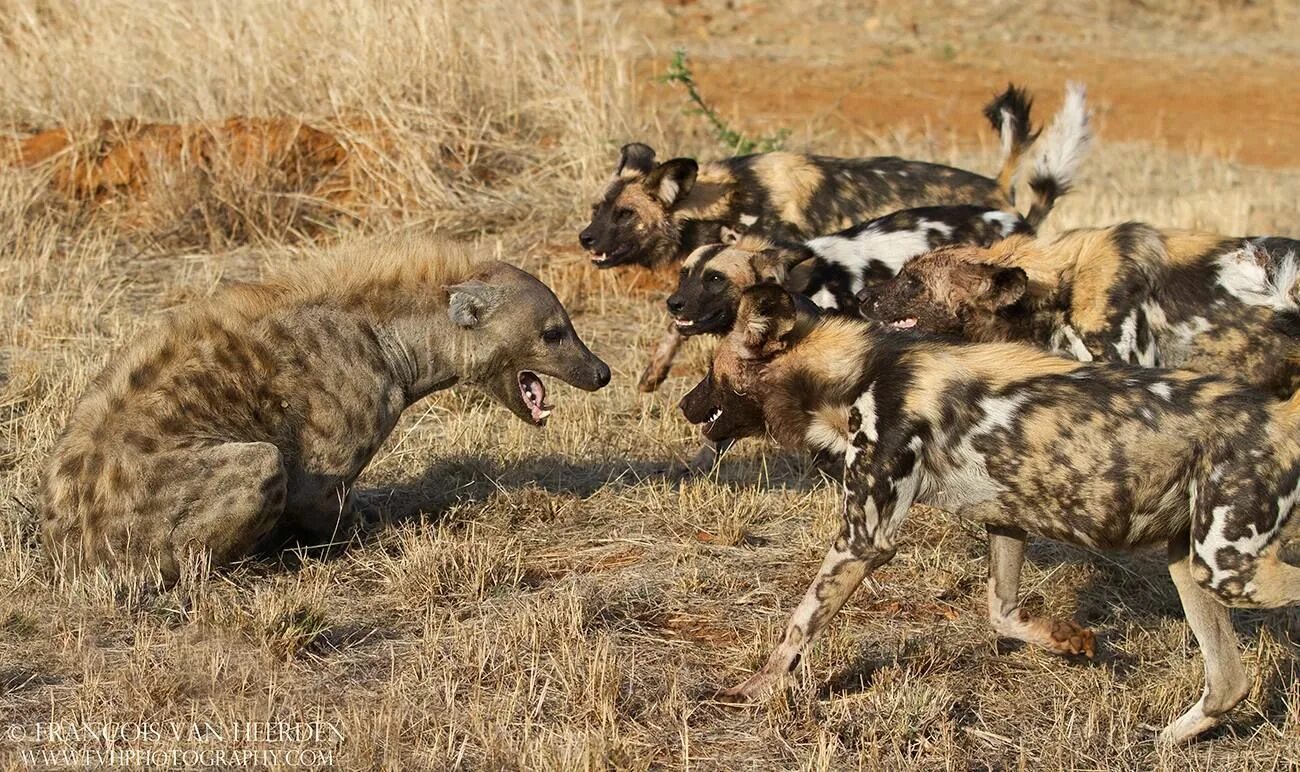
[1,0,1299,769]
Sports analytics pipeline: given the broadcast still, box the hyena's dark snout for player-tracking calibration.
[566,350,611,391]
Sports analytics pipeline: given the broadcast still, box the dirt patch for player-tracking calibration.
[642,48,1300,168]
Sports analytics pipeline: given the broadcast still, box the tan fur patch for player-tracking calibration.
[749,153,824,233]
[1163,230,1236,265]
[675,161,735,222]
[776,318,871,393]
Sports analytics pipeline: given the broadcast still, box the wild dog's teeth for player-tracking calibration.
[674,319,694,328]
[892,318,917,329]
[707,407,723,423]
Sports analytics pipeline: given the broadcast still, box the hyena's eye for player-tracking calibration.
[542,327,566,344]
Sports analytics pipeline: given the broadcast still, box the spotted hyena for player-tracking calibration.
[680,283,1300,745]
[864,225,1300,397]
[41,233,610,582]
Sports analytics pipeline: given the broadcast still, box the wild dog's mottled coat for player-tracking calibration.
[680,285,1300,744]
[42,234,610,581]
[867,226,1300,396]
[668,205,1032,339]
[619,83,1091,393]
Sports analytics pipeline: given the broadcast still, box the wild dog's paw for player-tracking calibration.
[1044,618,1096,658]
[637,362,669,393]
[715,670,782,705]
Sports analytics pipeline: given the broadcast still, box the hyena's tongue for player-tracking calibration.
[518,371,551,422]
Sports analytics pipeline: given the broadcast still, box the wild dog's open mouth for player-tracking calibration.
[675,308,726,333]
[890,317,918,330]
[705,406,723,426]
[589,244,632,266]
[518,371,552,425]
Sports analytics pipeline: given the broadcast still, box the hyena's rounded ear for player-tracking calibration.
[615,143,656,177]
[985,266,1028,310]
[735,284,797,358]
[445,280,505,328]
[645,158,698,207]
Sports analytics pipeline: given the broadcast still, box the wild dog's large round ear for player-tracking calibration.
[615,143,657,177]
[645,158,698,207]
[982,266,1029,310]
[735,284,797,358]
[445,280,505,328]
[752,243,817,289]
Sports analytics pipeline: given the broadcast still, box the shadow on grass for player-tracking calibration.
[270,445,828,567]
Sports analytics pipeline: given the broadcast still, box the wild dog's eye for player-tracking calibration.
[614,207,633,222]
[542,327,565,344]
[705,272,724,284]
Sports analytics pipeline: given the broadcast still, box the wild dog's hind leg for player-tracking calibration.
[638,321,683,393]
[1160,536,1250,746]
[721,443,921,701]
[164,442,286,581]
[986,524,1095,657]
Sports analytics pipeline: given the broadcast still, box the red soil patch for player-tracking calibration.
[651,48,1300,169]
[1,117,364,202]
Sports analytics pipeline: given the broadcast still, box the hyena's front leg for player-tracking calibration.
[986,524,1095,657]
[721,446,921,701]
[638,321,684,393]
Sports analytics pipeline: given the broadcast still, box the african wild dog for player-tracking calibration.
[666,206,1032,340]
[864,226,1300,397]
[680,284,1300,745]
[580,83,1091,393]
[41,233,610,582]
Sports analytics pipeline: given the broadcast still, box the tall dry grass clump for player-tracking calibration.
[0,0,637,246]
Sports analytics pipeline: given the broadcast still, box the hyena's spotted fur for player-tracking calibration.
[41,234,610,582]
[680,284,1300,745]
[866,224,1300,397]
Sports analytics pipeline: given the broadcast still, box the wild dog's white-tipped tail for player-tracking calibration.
[1024,82,1092,228]
[982,83,1038,202]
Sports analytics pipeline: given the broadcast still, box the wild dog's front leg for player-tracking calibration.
[720,535,872,700]
[1159,537,1250,746]
[721,446,921,701]
[638,321,683,393]
[986,525,1095,657]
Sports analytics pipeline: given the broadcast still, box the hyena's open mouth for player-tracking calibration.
[518,371,553,425]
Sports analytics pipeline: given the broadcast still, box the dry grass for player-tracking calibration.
[1,0,1299,769]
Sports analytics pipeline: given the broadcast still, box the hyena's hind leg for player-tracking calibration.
[162,442,287,582]
[986,524,1096,657]
[1160,536,1250,746]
